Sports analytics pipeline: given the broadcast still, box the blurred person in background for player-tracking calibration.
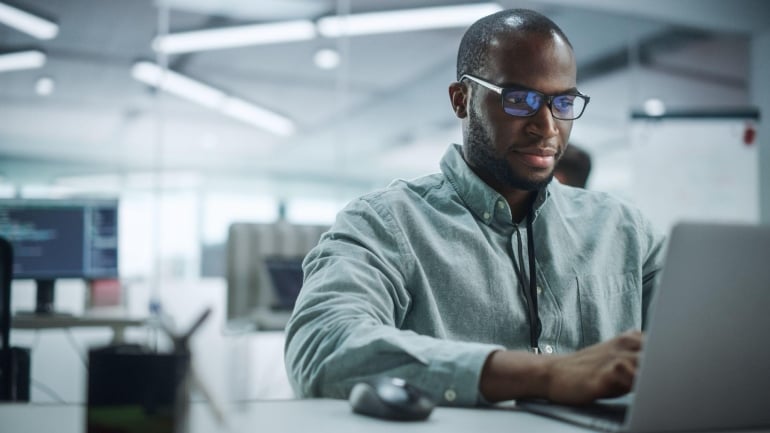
[554,143,592,188]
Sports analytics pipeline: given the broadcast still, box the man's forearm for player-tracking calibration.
[479,331,643,404]
[479,350,553,402]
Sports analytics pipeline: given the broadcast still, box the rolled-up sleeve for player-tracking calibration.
[284,196,502,406]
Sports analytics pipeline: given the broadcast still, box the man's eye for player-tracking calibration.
[554,96,575,110]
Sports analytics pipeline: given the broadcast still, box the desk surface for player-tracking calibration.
[11,312,146,330]
[2,399,769,433]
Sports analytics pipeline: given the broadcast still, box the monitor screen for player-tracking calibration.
[263,256,304,311]
[0,198,119,280]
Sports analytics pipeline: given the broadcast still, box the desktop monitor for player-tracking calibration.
[226,222,328,330]
[0,198,119,315]
[263,256,304,311]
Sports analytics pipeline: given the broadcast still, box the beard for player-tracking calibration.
[464,112,556,192]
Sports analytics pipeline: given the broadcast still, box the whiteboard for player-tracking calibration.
[630,119,759,233]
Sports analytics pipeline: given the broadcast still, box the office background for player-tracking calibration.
[1,0,768,406]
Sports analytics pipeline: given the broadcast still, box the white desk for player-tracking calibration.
[2,399,769,433]
[0,399,579,433]
[12,312,146,344]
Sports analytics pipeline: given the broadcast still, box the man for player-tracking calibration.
[285,9,664,406]
[554,144,592,188]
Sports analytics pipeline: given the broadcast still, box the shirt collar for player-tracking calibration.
[440,143,551,226]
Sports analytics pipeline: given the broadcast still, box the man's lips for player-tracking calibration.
[513,147,558,169]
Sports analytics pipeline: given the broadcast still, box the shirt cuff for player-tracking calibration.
[429,344,503,406]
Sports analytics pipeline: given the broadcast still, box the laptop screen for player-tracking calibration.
[264,256,304,311]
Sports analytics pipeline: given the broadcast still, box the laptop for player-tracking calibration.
[518,222,770,432]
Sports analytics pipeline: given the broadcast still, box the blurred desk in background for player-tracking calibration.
[12,311,146,344]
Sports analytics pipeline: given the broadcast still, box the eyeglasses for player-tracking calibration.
[460,74,590,120]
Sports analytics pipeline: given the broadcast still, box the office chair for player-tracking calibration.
[226,222,328,331]
[1,237,13,400]
[0,236,30,401]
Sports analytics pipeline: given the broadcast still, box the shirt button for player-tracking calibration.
[536,286,543,295]
[444,389,457,402]
[483,212,491,220]
[544,344,554,354]
[497,201,505,209]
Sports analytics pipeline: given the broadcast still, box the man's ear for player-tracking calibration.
[448,82,468,119]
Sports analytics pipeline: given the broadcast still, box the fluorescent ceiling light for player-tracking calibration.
[221,97,295,136]
[153,20,316,54]
[643,98,666,117]
[314,48,340,70]
[131,61,295,136]
[317,2,503,37]
[0,2,58,39]
[0,50,46,73]
[35,76,55,95]
[132,61,226,109]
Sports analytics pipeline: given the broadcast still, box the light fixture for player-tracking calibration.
[0,2,58,39]
[643,98,666,117]
[35,76,55,95]
[317,2,503,37]
[131,61,296,136]
[221,97,295,136]
[152,20,317,54]
[0,50,46,73]
[132,61,226,109]
[313,48,340,70]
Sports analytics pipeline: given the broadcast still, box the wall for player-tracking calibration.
[752,30,770,223]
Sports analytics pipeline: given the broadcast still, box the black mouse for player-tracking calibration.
[349,376,435,421]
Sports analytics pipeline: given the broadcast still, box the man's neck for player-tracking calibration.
[503,189,536,223]
[461,151,539,223]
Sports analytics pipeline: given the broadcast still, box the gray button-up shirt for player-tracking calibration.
[285,143,665,406]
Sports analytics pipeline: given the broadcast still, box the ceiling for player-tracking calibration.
[0,0,768,198]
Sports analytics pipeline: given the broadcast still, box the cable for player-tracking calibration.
[63,328,88,370]
[31,378,67,404]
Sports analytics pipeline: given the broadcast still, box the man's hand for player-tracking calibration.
[479,330,643,404]
[544,330,642,404]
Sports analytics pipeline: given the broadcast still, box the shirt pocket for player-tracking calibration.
[577,272,641,346]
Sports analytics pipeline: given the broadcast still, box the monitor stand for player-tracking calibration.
[35,279,56,314]
[15,279,72,317]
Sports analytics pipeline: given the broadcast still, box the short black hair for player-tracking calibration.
[456,9,572,80]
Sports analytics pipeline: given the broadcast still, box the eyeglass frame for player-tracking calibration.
[460,74,591,120]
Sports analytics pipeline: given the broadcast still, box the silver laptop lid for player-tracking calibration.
[627,222,770,432]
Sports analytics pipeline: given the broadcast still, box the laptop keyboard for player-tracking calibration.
[576,402,628,431]
[517,399,629,432]
[580,401,627,421]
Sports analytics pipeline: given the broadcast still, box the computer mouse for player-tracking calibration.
[349,376,435,421]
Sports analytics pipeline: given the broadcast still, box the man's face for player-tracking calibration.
[462,32,577,193]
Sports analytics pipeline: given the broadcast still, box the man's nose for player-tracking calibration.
[526,102,559,138]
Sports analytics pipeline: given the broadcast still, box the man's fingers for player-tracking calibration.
[602,358,636,395]
[619,357,638,385]
[613,357,636,378]
[547,332,645,404]
[616,330,644,351]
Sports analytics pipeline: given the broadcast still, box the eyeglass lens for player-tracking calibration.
[503,89,586,119]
